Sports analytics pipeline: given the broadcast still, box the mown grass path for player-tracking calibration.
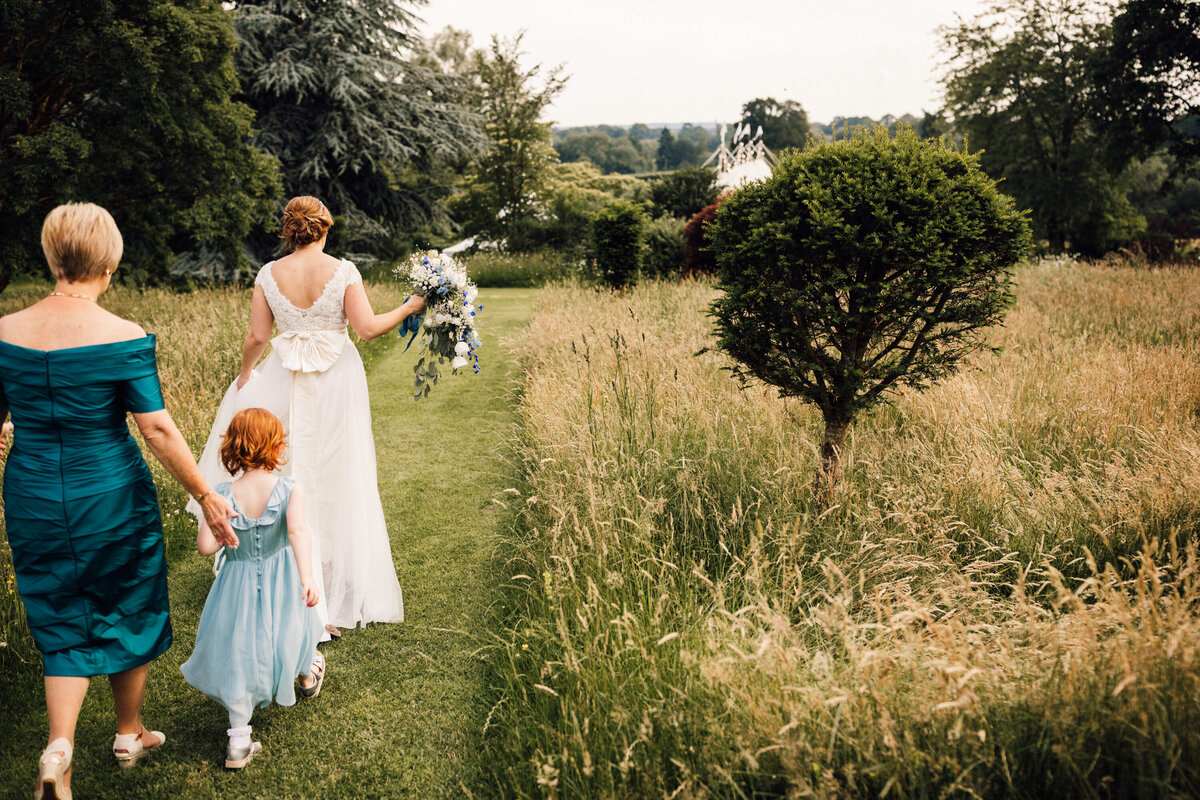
[0,288,534,799]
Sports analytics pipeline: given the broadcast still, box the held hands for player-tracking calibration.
[301,580,320,608]
[201,492,240,549]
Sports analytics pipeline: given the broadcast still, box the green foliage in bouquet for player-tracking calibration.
[593,201,645,289]
[709,127,1031,501]
[411,354,440,401]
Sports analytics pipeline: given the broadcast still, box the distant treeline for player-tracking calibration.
[552,0,1200,261]
[551,112,948,175]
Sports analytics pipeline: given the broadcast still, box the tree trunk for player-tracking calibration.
[814,409,853,506]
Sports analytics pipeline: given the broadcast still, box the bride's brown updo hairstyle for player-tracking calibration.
[279,196,333,251]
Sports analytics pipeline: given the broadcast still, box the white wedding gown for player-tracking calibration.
[187,259,404,630]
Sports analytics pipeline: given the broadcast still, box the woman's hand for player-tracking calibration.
[200,492,240,549]
[236,372,251,390]
[301,580,320,608]
[0,421,12,455]
[405,294,427,315]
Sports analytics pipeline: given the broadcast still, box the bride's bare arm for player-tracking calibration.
[238,285,274,388]
[344,282,426,340]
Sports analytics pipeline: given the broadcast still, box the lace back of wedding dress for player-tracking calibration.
[256,259,362,332]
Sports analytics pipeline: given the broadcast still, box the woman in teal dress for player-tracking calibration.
[0,203,238,800]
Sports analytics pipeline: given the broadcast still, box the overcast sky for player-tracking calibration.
[415,0,991,127]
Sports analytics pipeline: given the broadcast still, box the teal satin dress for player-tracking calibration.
[0,335,171,677]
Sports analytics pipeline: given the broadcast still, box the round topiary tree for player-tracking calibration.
[709,127,1031,501]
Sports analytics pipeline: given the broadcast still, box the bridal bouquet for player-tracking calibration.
[395,250,481,400]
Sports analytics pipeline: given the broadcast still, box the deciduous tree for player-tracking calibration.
[940,0,1134,253]
[0,0,280,288]
[648,167,717,219]
[739,98,809,152]
[1098,0,1200,163]
[453,33,566,241]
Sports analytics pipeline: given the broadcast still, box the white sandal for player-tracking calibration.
[112,728,166,768]
[33,738,72,800]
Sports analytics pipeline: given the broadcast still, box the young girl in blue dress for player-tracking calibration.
[181,408,326,769]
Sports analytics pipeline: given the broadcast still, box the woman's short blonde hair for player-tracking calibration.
[41,203,123,282]
[279,196,334,252]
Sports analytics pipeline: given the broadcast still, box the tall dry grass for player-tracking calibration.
[485,258,1200,798]
[0,280,403,666]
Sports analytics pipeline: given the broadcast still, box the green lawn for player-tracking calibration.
[0,287,534,799]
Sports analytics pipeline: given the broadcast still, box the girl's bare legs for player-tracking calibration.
[44,675,90,788]
[109,663,163,745]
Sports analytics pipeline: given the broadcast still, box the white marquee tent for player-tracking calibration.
[705,122,775,191]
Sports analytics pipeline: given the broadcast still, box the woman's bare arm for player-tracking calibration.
[132,409,239,548]
[343,282,426,341]
[238,285,274,388]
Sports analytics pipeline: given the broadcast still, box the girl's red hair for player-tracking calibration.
[220,408,287,474]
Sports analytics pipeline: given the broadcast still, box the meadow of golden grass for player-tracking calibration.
[0,280,404,666]
[486,258,1200,797]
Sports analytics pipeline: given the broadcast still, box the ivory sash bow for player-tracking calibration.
[272,328,348,373]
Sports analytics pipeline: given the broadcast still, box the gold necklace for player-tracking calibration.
[49,291,97,302]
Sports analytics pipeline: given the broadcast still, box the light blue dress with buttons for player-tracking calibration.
[181,476,322,726]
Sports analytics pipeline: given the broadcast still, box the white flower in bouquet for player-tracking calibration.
[394,249,482,400]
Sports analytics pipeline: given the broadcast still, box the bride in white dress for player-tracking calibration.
[188,196,425,636]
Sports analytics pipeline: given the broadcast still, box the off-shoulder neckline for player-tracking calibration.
[0,334,156,356]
